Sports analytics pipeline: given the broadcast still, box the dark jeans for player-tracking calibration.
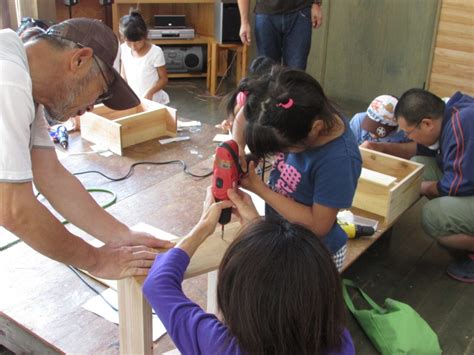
[255,6,312,70]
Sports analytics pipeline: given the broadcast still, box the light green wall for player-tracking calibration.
[247,0,440,108]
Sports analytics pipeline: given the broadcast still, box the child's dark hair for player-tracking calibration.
[217,219,345,355]
[119,9,148,42]
[243,66,340,157]
[225,56,276,117]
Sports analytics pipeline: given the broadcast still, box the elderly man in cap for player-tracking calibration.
[0,18,173,279]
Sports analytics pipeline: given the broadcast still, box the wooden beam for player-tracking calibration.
[0,312,64,355]
[360,167,397,187]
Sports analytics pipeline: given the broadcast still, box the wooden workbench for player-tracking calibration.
[1,123,405,354]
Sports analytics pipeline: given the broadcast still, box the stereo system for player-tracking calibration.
[162,46,207,73]
[149,28,195,40]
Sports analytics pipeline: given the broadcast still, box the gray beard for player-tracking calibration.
[44,71,95,121]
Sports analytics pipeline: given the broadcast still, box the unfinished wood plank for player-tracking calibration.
[359,147,418,179]
[118,277,153,355]
[353,149,424,223]
[428,0,474,97]
[360,167,397,187]
[0,312,64,355]
[80,100,177,155]
[80,111,122,155]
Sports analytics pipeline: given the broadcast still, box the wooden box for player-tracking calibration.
[80,99,177,155]
[353,148,424,224]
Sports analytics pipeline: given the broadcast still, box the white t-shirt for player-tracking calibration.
[120,43,170,104]
[0,29,53,183]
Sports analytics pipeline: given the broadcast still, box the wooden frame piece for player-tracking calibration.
[81,99,177,155]
[353,148,424,224]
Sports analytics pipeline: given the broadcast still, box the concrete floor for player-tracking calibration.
[165,78,474,355]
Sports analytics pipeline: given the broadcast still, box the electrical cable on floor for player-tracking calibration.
[68,264,158,315]
[73,159,213,182]
[68,265,119,312]
[214,51,238,97]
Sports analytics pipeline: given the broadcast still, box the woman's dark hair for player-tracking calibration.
[394,88,445,125]
[243,66,340,157]
[217,219,345,355]
[119,9,148,42]
[225,56,276,117]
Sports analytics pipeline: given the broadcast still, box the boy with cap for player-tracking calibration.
[350,95,410,146]
[0,18,173,280]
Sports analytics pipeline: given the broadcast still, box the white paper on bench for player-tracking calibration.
[82,288,167,341]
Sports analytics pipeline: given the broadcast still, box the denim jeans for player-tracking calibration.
[255,6,312,70]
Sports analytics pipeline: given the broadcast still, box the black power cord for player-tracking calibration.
[68,265,118,312]
[74,159,213,181]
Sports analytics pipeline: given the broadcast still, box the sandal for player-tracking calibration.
[446,256,474,284]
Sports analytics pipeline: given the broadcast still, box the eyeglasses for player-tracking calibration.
[91,55,113,105]
[403,121,421,138]
[45,33,113,105]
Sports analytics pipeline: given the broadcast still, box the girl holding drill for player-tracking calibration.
[142,187,354,354]
[234,66,362,270]
[119,10,169,104]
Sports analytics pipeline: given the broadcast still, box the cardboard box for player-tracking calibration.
[80,99,177,155]
[353,148,424,224]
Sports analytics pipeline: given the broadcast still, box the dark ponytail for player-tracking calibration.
[243,67,340,155]
[119,9,148,41]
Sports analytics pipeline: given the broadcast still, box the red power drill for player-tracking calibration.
[212,140,241,229]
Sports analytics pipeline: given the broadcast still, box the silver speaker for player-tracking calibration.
[162,46,206,73]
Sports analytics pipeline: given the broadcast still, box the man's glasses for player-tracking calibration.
[44,32,114,105]
[403,121,422,138]
[91,55,113,105]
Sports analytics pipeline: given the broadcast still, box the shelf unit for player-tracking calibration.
[112,0,246,93]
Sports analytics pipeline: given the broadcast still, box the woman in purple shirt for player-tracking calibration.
[143,187,355,354]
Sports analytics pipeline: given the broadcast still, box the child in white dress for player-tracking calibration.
[119,10,169,104]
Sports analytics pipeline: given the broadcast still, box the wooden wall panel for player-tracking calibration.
[428,0,474,97]
[308,0,439,106]
[55,0,109,25]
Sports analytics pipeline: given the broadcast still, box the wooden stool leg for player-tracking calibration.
[235,48,243,84]
[210,42,218,96]
[207,270,218,314]
[242,44,248,78]
[118,277,153,355]
[206,40,211,90]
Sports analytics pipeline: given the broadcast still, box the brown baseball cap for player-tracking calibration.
[46,18,140,110]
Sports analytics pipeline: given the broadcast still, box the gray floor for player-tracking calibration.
[168,78,474,355]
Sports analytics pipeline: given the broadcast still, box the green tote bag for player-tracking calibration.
[342,279,441,355]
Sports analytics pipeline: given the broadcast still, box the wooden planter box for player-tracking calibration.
[80,99,177,155]
[353,148,424,224]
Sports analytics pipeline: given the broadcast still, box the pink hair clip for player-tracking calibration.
[276,98,294,109]
[236,91,248,107]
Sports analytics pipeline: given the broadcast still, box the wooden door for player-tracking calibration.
[308,0,440,105]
